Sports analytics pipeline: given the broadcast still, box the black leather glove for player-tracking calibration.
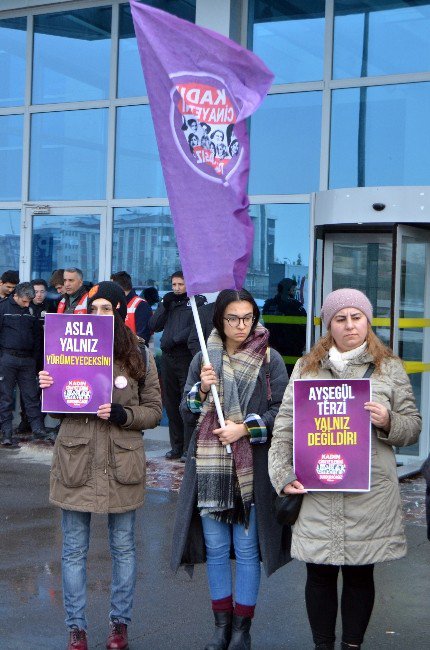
[162,291,176,308]
[108,403,128,426]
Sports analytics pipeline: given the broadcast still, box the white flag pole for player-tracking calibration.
[190,295,232,454]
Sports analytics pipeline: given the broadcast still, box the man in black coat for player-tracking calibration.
[150,271,206,460]
[0,283,47,446]
[262,278,307,377]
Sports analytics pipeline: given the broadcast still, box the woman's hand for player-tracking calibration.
[97,403,112,420]
[283,480,307,495]
[213,419,247,445]
[39,370,53,389]
[200,363,217,394]
[364,401,390,431]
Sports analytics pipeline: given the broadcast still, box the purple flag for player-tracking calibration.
[130,0,273,295]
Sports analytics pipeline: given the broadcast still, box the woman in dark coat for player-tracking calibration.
[171,289,291,650]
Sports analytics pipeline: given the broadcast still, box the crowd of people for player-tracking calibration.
[1,268,429,650]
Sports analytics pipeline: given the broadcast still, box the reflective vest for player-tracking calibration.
[125,295,146,334]
[57,293,88,314]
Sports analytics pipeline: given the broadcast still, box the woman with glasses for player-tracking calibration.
[171,289,291,650]
[39,281,162,650]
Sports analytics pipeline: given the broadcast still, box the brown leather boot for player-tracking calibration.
[106,620,129,650]
[67,628,88,650]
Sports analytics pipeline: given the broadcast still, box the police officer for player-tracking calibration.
[0,270,19,301]
[0,282,47,446]
[110,271,153,344]
[150,271,206,460]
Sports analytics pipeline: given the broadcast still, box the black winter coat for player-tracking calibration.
[0,295,40,358]
[170,348,292,577]
[149,292,206,356]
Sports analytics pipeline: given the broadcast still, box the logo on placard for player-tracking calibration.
[170,73,242,184]
[62,379,93,408]
[316,453,347,484]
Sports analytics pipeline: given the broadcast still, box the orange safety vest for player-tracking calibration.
[57,293,88,314]
[125,295,146,334]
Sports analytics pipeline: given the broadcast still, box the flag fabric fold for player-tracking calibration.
[130,0,273,295]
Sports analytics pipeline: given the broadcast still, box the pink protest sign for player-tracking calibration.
[42,314,113,414]
[293,379,372,491]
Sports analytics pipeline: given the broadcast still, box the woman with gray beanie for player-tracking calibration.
[269,288,421,650]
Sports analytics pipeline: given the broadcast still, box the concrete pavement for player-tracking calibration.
[0,429,429,649]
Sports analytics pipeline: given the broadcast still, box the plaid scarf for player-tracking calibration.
[196,324,269,526]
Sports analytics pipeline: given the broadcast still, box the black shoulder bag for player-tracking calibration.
[273,362,375,526]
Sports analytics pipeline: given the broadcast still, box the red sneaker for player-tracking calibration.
[67,628,88,650]
[106,620,129,650]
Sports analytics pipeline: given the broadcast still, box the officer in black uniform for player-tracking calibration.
[262,277,307,377]
[150,271,206,460]
[0,282,47,446]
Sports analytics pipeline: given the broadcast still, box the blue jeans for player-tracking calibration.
[61,509,136,630]
[201,506,261,606]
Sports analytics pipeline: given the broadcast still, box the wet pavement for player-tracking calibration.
[0,430,429,649]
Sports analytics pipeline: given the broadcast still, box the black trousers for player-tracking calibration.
[305,562,375,646]
[0,353,44,435]
[161,351,191,454]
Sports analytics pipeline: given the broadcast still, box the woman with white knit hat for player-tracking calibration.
[268,288,421,650]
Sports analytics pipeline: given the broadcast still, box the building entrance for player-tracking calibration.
[22,206,108,284]
[310,188,430,465]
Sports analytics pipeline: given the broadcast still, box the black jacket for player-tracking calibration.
[187,302,216,357]
[0,295,40,359]
[262,295,307,357]
[149,292,206,355]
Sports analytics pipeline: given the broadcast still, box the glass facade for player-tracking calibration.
[0,17,27,107]
[30,109,108,200]
[115,105,166,198]
[333,0,430,78]
[0,210,20,274]
[249,92,322,195]
[112,207,178,289]
[32,213,101,281]
[0,0,429,459]
[251,0,325,84]
[330,82,430,188]
[0,114,23,200]
[32,7,112,104]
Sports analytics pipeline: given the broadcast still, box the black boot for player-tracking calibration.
[204,611,232,650]
[341,644,361,649]
[314,644,335,650]
[227,615,251,650]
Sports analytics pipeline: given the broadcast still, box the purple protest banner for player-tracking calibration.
[130,0,274,295]
[293,379,372,491]
[42,314,113,414]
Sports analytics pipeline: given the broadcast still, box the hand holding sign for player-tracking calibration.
[364,401,390,431]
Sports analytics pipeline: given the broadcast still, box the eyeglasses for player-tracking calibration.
[223,315,254,327]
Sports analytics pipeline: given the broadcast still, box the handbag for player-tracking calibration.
[273,492,303,526]
[273,362,376,526]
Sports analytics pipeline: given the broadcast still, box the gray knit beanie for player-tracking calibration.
[320,288,373,328]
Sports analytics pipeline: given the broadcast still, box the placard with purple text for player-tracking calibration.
[293,379,372,491]
[42,314,114,414]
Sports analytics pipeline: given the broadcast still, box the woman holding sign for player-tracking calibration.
[269,288,421,650]
[171,289,290,650]
[40,282,162,650]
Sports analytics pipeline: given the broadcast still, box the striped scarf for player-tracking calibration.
[196,324,269,526]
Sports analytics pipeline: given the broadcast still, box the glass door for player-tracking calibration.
[22,206,108,284]
[321,232,393,348]
[393,226,430,460]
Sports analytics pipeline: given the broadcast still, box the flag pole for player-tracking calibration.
[190,296,232,454]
